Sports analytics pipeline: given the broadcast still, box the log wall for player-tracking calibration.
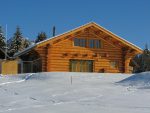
[44,33,124,73]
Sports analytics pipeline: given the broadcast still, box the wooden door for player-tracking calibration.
[70,60,93,72]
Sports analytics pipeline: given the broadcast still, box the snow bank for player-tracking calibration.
[117,72,150,88]
[1,72,150,113]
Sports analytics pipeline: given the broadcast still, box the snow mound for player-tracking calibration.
[117,72,150,88]
[1,72,150,113]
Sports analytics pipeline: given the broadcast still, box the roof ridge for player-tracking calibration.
[14,21,143,57]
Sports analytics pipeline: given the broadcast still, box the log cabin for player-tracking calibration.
[14,22,143,73]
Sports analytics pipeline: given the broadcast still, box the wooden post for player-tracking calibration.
[31,61,33,73]
[71,76,72,85]
[125,57,131,73]
[21,61,23,73]
[36,47,47,72]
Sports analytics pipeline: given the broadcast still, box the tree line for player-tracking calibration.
[0,26,47,57]
[130,45,150,73]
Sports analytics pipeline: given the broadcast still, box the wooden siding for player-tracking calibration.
[35,47,47,72]
[1,60,18,75]
[16,22,142,73]
[44,32,125,73]
[33,24,142,73]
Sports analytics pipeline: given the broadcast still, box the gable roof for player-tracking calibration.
[14,22,143,57]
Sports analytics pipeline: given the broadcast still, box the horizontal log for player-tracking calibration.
[49,47,121,51]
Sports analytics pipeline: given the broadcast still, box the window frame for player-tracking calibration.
[95,39,101,48]
[89,39,95,48]
[74,38,102,49]
[74,38,86,47]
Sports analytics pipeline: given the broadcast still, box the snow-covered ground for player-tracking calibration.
[0,72,150,113]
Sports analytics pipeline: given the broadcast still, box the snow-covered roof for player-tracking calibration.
[14,22,143,57]
[14,44,36,57]
[14,22,94,57]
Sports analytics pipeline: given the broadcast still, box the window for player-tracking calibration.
[89,39,101,48]
[74,38,86,47]
[74,38,80,46]
[110,61,119,69]
[80,39,86,47]
[70,60,93,72]
[95,40,101,48]
[89,39,95,48]
[74,38,102,49]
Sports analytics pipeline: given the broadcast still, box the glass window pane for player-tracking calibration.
[95,40,99,48]
[80,39,83,47]
[80,39,86,47]
[74,38,79,46]
[89,39,94,48]
[74,38,86,47]
[95,40,101,48]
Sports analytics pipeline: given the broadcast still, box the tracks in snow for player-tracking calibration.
[0,74,33,86]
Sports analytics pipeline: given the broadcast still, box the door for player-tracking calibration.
[70,60,93,72]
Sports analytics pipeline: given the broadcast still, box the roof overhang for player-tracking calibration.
[14,22,143,57]
[13,44,36,58]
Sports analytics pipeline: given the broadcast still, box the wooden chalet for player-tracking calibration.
[15,22,143,73]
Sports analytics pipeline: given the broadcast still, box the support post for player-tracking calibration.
[124,57,131,73]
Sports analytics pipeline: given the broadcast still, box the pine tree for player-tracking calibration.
[0,26,6,49]
[35,32,47,43]
[8,26,30,56]
[141,44,150,71]
[131,44,150,73]
[22,38,31,48]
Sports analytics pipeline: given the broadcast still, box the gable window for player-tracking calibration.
[74,38,86,47]
[80,39,86,47]
[95,40,101,48]
[74,38,102,49]
[89,39,95,48]
[89,39,102,48]
[110,61,119,69]
[74,38,80,46]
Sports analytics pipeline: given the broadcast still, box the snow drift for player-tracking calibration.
[1,72,150,113]
[118,72,150,88]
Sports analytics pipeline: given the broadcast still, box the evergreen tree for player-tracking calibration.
[22,38,31,48]
[35,32,47,43]
[141,44,150,71]
[8,26,30,56]
[0,26,6,49]
[131,44,150,73]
